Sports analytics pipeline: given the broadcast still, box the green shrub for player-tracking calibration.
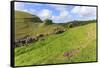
[44,19,53,25]
[68,23,73,28]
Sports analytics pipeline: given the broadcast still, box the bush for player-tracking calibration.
[44,19,53,25]
[68,23,73,28]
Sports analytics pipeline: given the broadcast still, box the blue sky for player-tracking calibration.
[15,2,96,23]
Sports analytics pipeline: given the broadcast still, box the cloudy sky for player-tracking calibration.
[15,2,96,23]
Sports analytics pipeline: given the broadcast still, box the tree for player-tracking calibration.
[44,19,53,25]
[68,23,73,28]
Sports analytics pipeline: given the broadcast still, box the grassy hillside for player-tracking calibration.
[15,11,43,39]
[15,22,96,66]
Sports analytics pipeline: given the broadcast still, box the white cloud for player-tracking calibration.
[49,4,68,11]
[60,10,69,17]
[15,2,37,15]
[71,6,80,14]
[15,2,73,23]
[46,4,72,23]
[71,6,96,20]
[52,10,72,23]
[15,2,38,10]
[37,9,52,20]
[37,8,72,23]
[26,9,37,15]
[15,2,25,10]
[15,2,96,23]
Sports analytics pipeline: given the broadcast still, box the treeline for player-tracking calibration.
[40,19,96,29]
[56,20,96,28]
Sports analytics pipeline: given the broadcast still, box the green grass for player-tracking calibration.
[15,23,97,66]
[15,22,64,39]
[15,11,43,39]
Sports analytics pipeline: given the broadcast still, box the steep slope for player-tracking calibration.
[15,11,42,22]
[15,23,96,66]
[15,11,42,39]
[15,11,65,39]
